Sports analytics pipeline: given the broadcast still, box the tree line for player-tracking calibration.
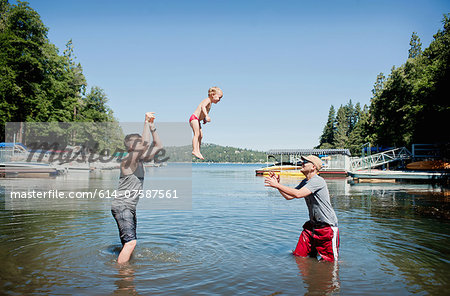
[317,14,450,157]
[0,1,122,152]
[164,144,267,163]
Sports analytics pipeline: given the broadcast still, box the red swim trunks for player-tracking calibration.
[293,221,339,262]
[189,114,199,122]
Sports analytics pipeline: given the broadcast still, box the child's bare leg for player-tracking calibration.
[190,120,204,159]
[117,240,136,264]
[190,120,201,153]
[199,128,203,150]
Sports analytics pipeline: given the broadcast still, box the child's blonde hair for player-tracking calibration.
[208,86,223,98]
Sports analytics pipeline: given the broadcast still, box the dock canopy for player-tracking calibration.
[267,149,351,157]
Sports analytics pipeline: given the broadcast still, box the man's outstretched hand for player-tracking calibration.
[264,172,280,188]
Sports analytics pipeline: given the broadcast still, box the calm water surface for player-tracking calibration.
[1,163,449,295]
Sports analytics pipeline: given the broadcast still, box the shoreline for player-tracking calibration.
[167,162,266,165]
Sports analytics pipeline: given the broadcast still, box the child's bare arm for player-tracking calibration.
[201,100,211,122]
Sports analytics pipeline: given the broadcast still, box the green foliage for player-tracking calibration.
[0,0,49,131]
[413,14,450,146]
[165,144,266,163]
[194,144,267,163]
[348,104,370,155]
[317,105,335,148]
[0,1,121,150]
[80,86,113,122]
[318,14,450,157]
[370,14,450,148]
[372,72,386,98]
[333,105,349,149]
[371,65,414,146]
[164,143,267,163]
[408,32,423,59]
[317,100,369,155]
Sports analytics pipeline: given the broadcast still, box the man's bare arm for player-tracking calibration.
[265,175,312,199]
[278,190,297,200]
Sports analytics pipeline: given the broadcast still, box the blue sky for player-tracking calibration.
[23,0,450,151]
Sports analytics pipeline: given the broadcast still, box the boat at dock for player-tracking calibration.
[260,169,306,178]
[348,169,449,183]
[1,142,122,177]
[255,163,301,176]
[318,168,348,178]
[256,149,351,178]
[0,162,64,178]
[255,164,347,178]
[406,160,450,170]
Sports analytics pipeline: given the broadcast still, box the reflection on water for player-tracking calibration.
[113,264,140,296]
[295,257,340,295]
[334,180,450,295]
[0,163,449,295]
[295,257,340,296]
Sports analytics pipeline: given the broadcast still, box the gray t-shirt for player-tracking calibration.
[295,174,338,227]
[111,161,144,209]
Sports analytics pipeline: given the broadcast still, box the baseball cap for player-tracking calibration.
[301,155,323,171]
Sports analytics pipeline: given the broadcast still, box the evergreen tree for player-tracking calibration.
[408,31,422,59]
[369,14,450,148]
[333,105,349,148]
[0,1,121,147]
[0,0,8,29]
[345,100,356,132]
[412,14,450,145]
[371,73,386,98]
[0,1,49,128]
[348,104,370,155]
[371,65,414,147]
[317,105,335,148]
[317,15,450,155]
[353,102,361,129]
[80,86,113,122]
[63,39,87,120]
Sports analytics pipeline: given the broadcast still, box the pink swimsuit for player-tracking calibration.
[189,114,199,122]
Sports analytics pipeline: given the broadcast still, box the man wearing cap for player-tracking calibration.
[264,155,339,262]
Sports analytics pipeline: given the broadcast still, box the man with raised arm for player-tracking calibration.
[264,155,339,262]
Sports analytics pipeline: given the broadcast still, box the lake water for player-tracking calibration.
[0,163,449,295]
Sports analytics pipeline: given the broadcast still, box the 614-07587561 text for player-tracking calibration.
[120,189,179,199]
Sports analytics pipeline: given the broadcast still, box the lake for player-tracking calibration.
[0,163,449,295]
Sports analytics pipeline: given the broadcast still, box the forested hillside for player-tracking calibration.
[317,15,450,157]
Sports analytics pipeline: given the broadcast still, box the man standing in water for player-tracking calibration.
[264,155,339,262]
[111,112,163,264]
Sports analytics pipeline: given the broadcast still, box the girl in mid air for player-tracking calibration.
[189,87,223,159]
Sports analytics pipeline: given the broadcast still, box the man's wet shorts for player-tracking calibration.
[293,220,339,262]
[111,207,137,245]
